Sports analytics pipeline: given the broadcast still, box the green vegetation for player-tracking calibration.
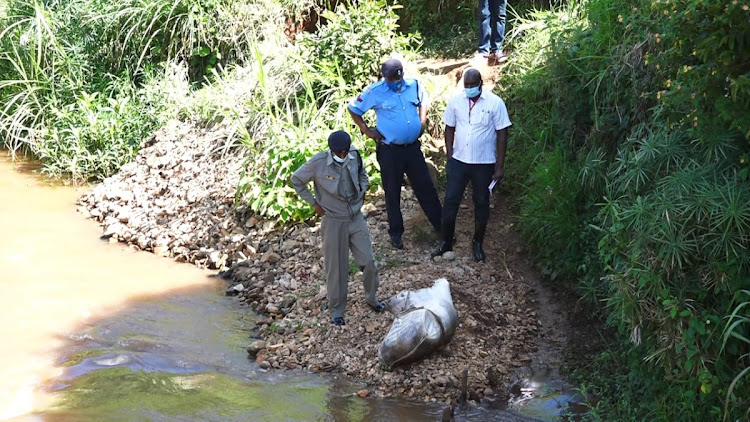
[0,0,289,180]
[502,0,750,419]
[233,0,413,222]
[2,0,748,419]
[49,367,328,419]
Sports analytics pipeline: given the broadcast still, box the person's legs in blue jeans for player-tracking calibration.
[489,0,507,54]
[477,0,491,54]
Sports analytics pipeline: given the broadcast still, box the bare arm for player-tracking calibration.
[445,125,456,159]
[348,109,384,143]
[493,128,508,181]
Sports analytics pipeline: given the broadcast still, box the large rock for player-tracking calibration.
[246,340,267,356]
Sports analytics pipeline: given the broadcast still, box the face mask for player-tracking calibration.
[386,81,402,92]
[465,86,481,98]
[332,152,346,163]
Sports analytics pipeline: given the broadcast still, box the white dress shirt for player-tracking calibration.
[442,90,512,164]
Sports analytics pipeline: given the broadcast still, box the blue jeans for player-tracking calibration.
[477,0,507,54]
[442,158,494,224]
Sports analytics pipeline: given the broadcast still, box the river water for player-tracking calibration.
[0,155,568,421]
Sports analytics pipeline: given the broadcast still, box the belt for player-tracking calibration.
[380,141,418,149]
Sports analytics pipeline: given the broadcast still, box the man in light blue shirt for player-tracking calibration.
[348,59,443,249]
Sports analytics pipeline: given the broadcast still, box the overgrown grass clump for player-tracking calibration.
[502,0,750,419]
[0,0,290,180]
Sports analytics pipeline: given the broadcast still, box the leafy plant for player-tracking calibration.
[32,72,173,181]
[720,290,750,421]
[87,0,289,81]
[0,0,81,155]
[296,0,417,96]
[235,52,336,223]
[502,0,750,419]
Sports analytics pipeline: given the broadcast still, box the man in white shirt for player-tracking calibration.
[432,68,511,261]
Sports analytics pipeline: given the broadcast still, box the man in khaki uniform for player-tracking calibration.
[291,130,385,326]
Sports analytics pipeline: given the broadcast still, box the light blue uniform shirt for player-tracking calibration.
[348,79,427,145]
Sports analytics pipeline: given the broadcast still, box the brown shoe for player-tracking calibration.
[489,52,508,64]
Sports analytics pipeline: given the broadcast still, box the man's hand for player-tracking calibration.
[313,203,325,217]
[492,164,505,182]
[363,127,384,143]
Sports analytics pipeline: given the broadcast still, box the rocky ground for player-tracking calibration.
[77,117,550,409]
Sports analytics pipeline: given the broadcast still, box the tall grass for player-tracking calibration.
[0,0,290,180]
[89,0,289,80]
[0,1,80,156]
[501,0,750,419]
[721,290,750,420]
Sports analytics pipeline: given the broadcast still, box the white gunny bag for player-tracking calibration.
[378,278,458,370]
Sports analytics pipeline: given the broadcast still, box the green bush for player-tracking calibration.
[0,1,83,155]
[297,0,416,96]
[85,0,289,82]
[0,0,293,180]
[234,58,382,223]
[502,0,750,419]
[33,72,175,181]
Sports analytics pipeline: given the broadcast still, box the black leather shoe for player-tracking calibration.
[332,317,346,326]
[431,220,456,257]
[473,239,486,262]
[431,240,453,257]
[390,234,404,249]
[368,301,386,313]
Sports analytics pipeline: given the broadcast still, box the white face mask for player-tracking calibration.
[332,152,347,163]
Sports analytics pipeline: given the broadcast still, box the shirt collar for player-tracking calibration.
[469,89,487,102]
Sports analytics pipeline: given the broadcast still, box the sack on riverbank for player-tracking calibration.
[378,278,458,370]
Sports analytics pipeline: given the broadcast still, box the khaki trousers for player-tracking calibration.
[320,212,379,319]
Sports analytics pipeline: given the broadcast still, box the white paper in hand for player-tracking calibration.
[488,179,497,197]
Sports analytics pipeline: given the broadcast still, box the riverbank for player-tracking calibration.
[77,117,545,406]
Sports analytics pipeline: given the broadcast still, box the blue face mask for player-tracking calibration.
[465,86,481,98]
[386,80,402,92]
[332,152,347,163]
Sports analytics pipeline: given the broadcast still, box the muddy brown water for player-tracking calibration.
[1,155,571,421]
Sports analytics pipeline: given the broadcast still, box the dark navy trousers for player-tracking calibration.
[376,142,442,236]
[442,157,494,224]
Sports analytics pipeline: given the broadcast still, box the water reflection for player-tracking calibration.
[0,156,215,418]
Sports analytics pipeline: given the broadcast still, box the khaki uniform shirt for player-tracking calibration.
[291,148,368,220]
